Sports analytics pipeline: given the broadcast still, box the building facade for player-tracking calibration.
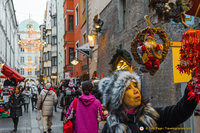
[50,0,58,84]
[88,0,111,78]
[18,19,40,82]
[57,0,64,83]
[95,0,200,132]
[0,0,19,73]
[41,0,52,84]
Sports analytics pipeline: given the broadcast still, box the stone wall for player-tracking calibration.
[96,0,191,107]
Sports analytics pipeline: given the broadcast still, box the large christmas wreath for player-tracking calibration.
[131,27,170,75]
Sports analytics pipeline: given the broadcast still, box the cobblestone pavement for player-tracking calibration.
[0,106,63,133]
[0,105,106,133]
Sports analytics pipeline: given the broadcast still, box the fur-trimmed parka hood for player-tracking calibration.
[98,70,141,112]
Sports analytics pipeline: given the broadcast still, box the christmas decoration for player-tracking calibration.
[18,23,45,52]
[177,29,200,101]
[131,27,170,75]
[23,61,36,72]
[149,0,192,28]
[109,45,133,72]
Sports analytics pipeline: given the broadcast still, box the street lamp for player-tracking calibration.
[87,35,97,48]
[71,59,79,66]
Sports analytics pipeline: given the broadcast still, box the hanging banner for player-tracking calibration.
[172,42,191,83]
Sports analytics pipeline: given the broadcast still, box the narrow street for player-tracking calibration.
[0,106,106,133]
[0,107,63,133]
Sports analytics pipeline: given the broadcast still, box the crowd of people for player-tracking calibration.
[5,70,200,133]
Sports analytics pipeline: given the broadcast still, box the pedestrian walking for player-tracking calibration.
[99,70,198,133]
[22,87,31,112]
[60,80,73,121]
[37,85,42,94]
[9,85,24,132]
[37,83,57,133]
[53,85,59,112]
[65,81,103,133]
[31,85,39,111]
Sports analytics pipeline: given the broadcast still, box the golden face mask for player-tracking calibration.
[123,81,141,110]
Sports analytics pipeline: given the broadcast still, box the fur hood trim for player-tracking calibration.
[98,70,141,111]
[106,104,159,133]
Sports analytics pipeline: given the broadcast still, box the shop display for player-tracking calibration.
[131,27,170,75]
[109,46,133,72]
[149,0,192,27]
[177,29,200,101]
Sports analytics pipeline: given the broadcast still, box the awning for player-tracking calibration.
[0,75,9,79]
[1,65,25,83]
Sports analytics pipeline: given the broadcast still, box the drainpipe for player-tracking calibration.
[86,0,90,79]
[56,0,58,84]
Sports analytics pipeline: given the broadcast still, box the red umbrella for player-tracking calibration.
[186,0,200,17]
[0,75,9,79]
[1,65,25,83]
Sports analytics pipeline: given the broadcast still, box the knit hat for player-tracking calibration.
[98,70,141,111]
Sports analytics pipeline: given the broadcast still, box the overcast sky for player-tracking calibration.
[13,0,48,25]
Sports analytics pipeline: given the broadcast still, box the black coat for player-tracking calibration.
[9,93,24,117]
[102,87,197,133]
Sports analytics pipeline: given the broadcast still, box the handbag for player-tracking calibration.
[39,91,49,110]
[36,110,41,120]
[63,98,78,133]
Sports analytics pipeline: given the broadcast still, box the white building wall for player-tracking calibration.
[57,0,64,83]
[46,1,52,30]
[18,24,41,82]
[0,0,19,73]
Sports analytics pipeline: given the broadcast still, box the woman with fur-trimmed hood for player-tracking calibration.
[99,70,197,133]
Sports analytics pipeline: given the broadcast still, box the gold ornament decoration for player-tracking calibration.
[18,23,45,52]
[131,27,170,75]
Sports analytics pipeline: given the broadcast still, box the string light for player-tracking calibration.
[18,23,45,52]
[23,61,35,72]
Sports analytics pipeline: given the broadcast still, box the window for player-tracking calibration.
[20,47,24,52]
[52,57,57,66]
[69,48,74,64]
[35,56,37,64]
[48,51,52,60]
[46,36,49,44]
[64,49,66,66]
[48,35,52,44]
[82,0,86,13]
[20,56,24,64]
[20,68,24,75]
[28,71,32,75]
[68,15,74,32]
[52,36,57,45]
[75,41,79,59]
[48,68,51,76]
[118,0,126,29]
[64,18,66,32]
[28,56,32,61]
[75,5,79,26]
[53,17,56,26]
[83,33,86,44]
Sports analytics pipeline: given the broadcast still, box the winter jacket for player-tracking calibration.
[66,93,103,133]
[22,90,31,104]
[102,86,197,133]
[31,86,39,100]
[37,89,57,116]
[9,93,24,117]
